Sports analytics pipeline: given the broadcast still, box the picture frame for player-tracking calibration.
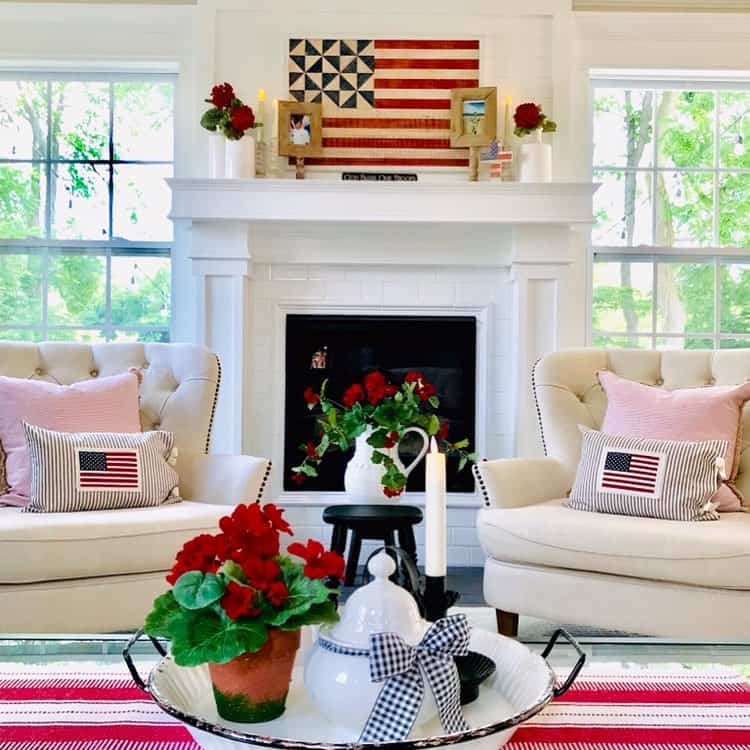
[277,100,323,159]
[449,87,498,148]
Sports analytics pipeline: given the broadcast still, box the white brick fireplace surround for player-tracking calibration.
[169,179,595,565]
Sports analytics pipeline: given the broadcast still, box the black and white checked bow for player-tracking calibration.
[359,614,471,743]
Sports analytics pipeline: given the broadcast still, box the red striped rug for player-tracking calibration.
[0,662,748,749]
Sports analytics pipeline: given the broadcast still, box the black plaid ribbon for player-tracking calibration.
[356,614,471,742]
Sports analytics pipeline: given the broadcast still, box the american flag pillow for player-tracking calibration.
[568,427,728,522]
[23,423,179,513]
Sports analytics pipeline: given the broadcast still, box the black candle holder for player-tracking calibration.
[423,575,461,622]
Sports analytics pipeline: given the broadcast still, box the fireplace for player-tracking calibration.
[283,314,477,493]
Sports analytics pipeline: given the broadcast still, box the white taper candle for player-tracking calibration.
[424,436,447,577]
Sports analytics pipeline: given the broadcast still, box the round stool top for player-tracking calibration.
[322,504,423,524]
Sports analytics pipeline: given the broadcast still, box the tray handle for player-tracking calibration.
[541,628,586,697]
[122,628,167,692]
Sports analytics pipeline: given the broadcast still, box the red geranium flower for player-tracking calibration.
[514,102,542,131]
[342,383,365,408]
[292,472,306,485]
[220,581,258,620]
[303,387,320,405]
[242,556,281,591]
[266,580,289,608]
[210,82,234,109]
[384,429,400,449]
[417,381,437,401]
[364,371,387,391]
[383,486,403,498]
[306,441,319,460]
[263,503,292,535]
[363,372,397,406]
[438,422,449,440]
[404,371,424,383]
[230,104,255,132]
[288,539,345,579]
[166,533,218,584]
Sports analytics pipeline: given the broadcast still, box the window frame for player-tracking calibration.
[0,69,175,342]
[589,71,750,349]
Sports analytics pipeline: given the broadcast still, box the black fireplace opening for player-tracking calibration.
[283,314,477,493]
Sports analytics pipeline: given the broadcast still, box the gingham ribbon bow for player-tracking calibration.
[359,614,471,743]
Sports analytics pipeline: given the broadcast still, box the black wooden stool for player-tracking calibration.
[323,504,423,586]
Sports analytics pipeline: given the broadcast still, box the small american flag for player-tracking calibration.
[599,450,662,495]
[289,38,480,168]
[78,449,140,490]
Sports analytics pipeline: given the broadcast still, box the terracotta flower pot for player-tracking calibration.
[208,628,301,722]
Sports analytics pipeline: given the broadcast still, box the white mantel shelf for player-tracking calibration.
[168,178,597,226]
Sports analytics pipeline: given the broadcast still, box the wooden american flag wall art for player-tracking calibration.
[288,38,480,168]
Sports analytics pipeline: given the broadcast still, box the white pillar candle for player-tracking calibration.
[257,89,265,143]
[504,95,512,144]
[424,436,447,577]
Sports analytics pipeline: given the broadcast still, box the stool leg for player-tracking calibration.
[397,525,418,568]
[330,524,347,557]
[345,532,362,587]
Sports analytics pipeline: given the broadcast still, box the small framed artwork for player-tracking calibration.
[449,87,498,148]
[278,100,323,159]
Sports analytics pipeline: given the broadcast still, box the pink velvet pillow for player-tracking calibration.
[0,372,141,506]
[598,370,750,511]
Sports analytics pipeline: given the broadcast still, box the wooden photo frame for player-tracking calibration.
[277,100,323,158]
[449,87,497,148]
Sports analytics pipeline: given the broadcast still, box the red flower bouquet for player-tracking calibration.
[292,371,477,498]
[200,82,260,141]
[144,503,342,666]
[513,102,557,138]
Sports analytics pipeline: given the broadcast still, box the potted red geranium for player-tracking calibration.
[144,502,344,723]
[201,82,260,178]
[293,371,477,502]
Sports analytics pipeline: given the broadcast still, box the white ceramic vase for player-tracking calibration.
[225,135,256,179]
[207,132,226,178]
[518,129,552,183]
[343,425,429,504]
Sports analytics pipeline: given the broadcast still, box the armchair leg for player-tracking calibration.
[495,609,519,638]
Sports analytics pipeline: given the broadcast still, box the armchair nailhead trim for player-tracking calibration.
[531,357,548,456]
[256,460,272,503]
[472,462,491,507]
[205,355,221,454]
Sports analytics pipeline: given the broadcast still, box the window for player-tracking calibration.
[591,74,750,349]
[0,73,174,342]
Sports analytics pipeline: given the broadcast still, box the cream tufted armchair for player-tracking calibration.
[0,342,271,633]
[476,348,750,640]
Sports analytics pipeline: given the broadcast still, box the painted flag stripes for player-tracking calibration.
[78,449,140,489]
[289,38,480,168]
[599,450,661,494]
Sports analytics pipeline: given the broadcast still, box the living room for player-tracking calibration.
[1,0,749,747]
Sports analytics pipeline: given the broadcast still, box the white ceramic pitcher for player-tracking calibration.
[343,425,429,504]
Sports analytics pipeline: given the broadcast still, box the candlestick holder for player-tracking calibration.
[424,574,460,622]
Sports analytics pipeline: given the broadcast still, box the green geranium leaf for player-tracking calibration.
[427,414,440,436]
[278,599,340,631]
[267,573,332,627]
[170,609,268,666]
[173,571,226,610]
[366,428,389,448]
[200,107,224,131]
[144,591,182,639]
[428,395,440,409]
[453,438,470,449]
[219,560,247,584]
[297,463,318,478]
[458,456,467,472]
[370,449,385,464]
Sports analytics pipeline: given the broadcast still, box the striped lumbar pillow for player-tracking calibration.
[568,427,728,522]
[23,423,180,513]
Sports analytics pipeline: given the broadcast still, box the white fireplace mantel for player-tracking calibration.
[168,178,597,226]
[169,179,597,470]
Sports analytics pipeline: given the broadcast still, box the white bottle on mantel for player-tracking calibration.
[518,129,552,183]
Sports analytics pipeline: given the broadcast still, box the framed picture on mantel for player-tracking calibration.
[449,86,497,148]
